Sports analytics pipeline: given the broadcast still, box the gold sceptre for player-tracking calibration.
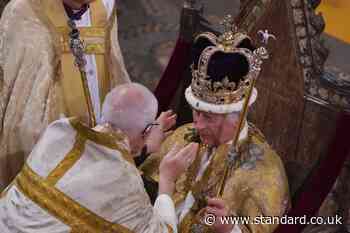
[216,29,274,198]
[216,76,256,197]
[68,19,97,127]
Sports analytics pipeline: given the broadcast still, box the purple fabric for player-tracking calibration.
[154,37,192,113]
[274,111,350,233]
[63,3,89,20]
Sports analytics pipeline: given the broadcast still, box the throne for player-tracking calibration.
[1,0,349,231]
[173,0,350,232]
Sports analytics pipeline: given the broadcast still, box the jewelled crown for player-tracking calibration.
[188,15,271,108]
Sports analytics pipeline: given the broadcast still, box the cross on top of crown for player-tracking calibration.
[220,14,238,34]
[187,0,196,5]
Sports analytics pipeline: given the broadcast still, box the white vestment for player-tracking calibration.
[0,118,177,233]
[0,0,131,190]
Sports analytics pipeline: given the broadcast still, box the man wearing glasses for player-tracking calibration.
[0,83,198,233]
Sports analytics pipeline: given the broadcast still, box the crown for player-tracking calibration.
[190,15,272,106]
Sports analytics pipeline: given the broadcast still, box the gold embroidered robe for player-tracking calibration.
[0,0,130,190]
[141,123,290,233]
[0,118,176,233]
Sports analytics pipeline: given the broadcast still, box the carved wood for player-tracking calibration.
[236,0,350,231]
[237,0,307,184]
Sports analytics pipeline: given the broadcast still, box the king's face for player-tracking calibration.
[192,109,240,146]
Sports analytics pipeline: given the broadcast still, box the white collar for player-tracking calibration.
[224,121,249,145]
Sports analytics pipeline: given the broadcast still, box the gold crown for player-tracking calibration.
[191,15,271,105]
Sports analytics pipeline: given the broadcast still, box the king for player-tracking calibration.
[141,15,291,233]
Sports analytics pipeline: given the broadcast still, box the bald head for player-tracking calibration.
[101,83,158,140]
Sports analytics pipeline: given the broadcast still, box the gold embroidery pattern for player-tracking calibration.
[165,224,174,233]
[46,118,135,186]
[179,145,228,233]
[57,27,106,54]
[179,137,253,233]
[46,134,86,185]
[57,27,106,37]
[16,164,134,233]
[61,42,105,54]
[69,118,134,165]
[143,123,288,233]
[166,224,174,233]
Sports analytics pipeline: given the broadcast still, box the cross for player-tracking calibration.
[184,0,200,8]
[220,14,238,34]
[187,0,196,5]
[257,29,277,45]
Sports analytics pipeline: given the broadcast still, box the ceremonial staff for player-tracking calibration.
[67,19,97,127]
[216,25,275,197]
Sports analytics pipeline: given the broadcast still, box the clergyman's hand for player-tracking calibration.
[158,143,198,195]
[158,110,177,133]
[146,110,177,153]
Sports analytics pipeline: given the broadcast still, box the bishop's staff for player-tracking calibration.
[67,19,97,128]
[216,28,275,197]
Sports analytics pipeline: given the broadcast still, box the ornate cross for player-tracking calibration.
[220,14,238,34]
[257,29,277,45]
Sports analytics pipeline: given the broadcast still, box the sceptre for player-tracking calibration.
[67,19,97,128]
[216,28,275,197]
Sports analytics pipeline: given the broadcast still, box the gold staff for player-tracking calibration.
[216,30,274,197]
[216,75,256,197]
[67,19,97,128]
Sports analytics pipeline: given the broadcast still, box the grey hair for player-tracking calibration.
[226,111,241,121]
[100,83,158,139]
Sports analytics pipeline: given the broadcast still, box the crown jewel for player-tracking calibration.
[190,15,274,106]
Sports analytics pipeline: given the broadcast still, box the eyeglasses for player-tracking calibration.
[141,122,160,137]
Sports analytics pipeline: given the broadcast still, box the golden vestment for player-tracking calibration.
[141,123,290,233]
[0,0,130,190]
[0,118,176,233]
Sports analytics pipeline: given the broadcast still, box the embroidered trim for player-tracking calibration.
[69,118,134,165]
[46,134,86,185]
[16,164,134,233]
[46,118,134,186]
[57,27,106,54]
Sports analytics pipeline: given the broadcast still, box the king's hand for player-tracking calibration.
[203,198,235,233]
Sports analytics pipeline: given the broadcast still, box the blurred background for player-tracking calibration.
[1,0,350,232]
[116,0,350,90]
[1,0,348,90]
[117,0,241,89]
